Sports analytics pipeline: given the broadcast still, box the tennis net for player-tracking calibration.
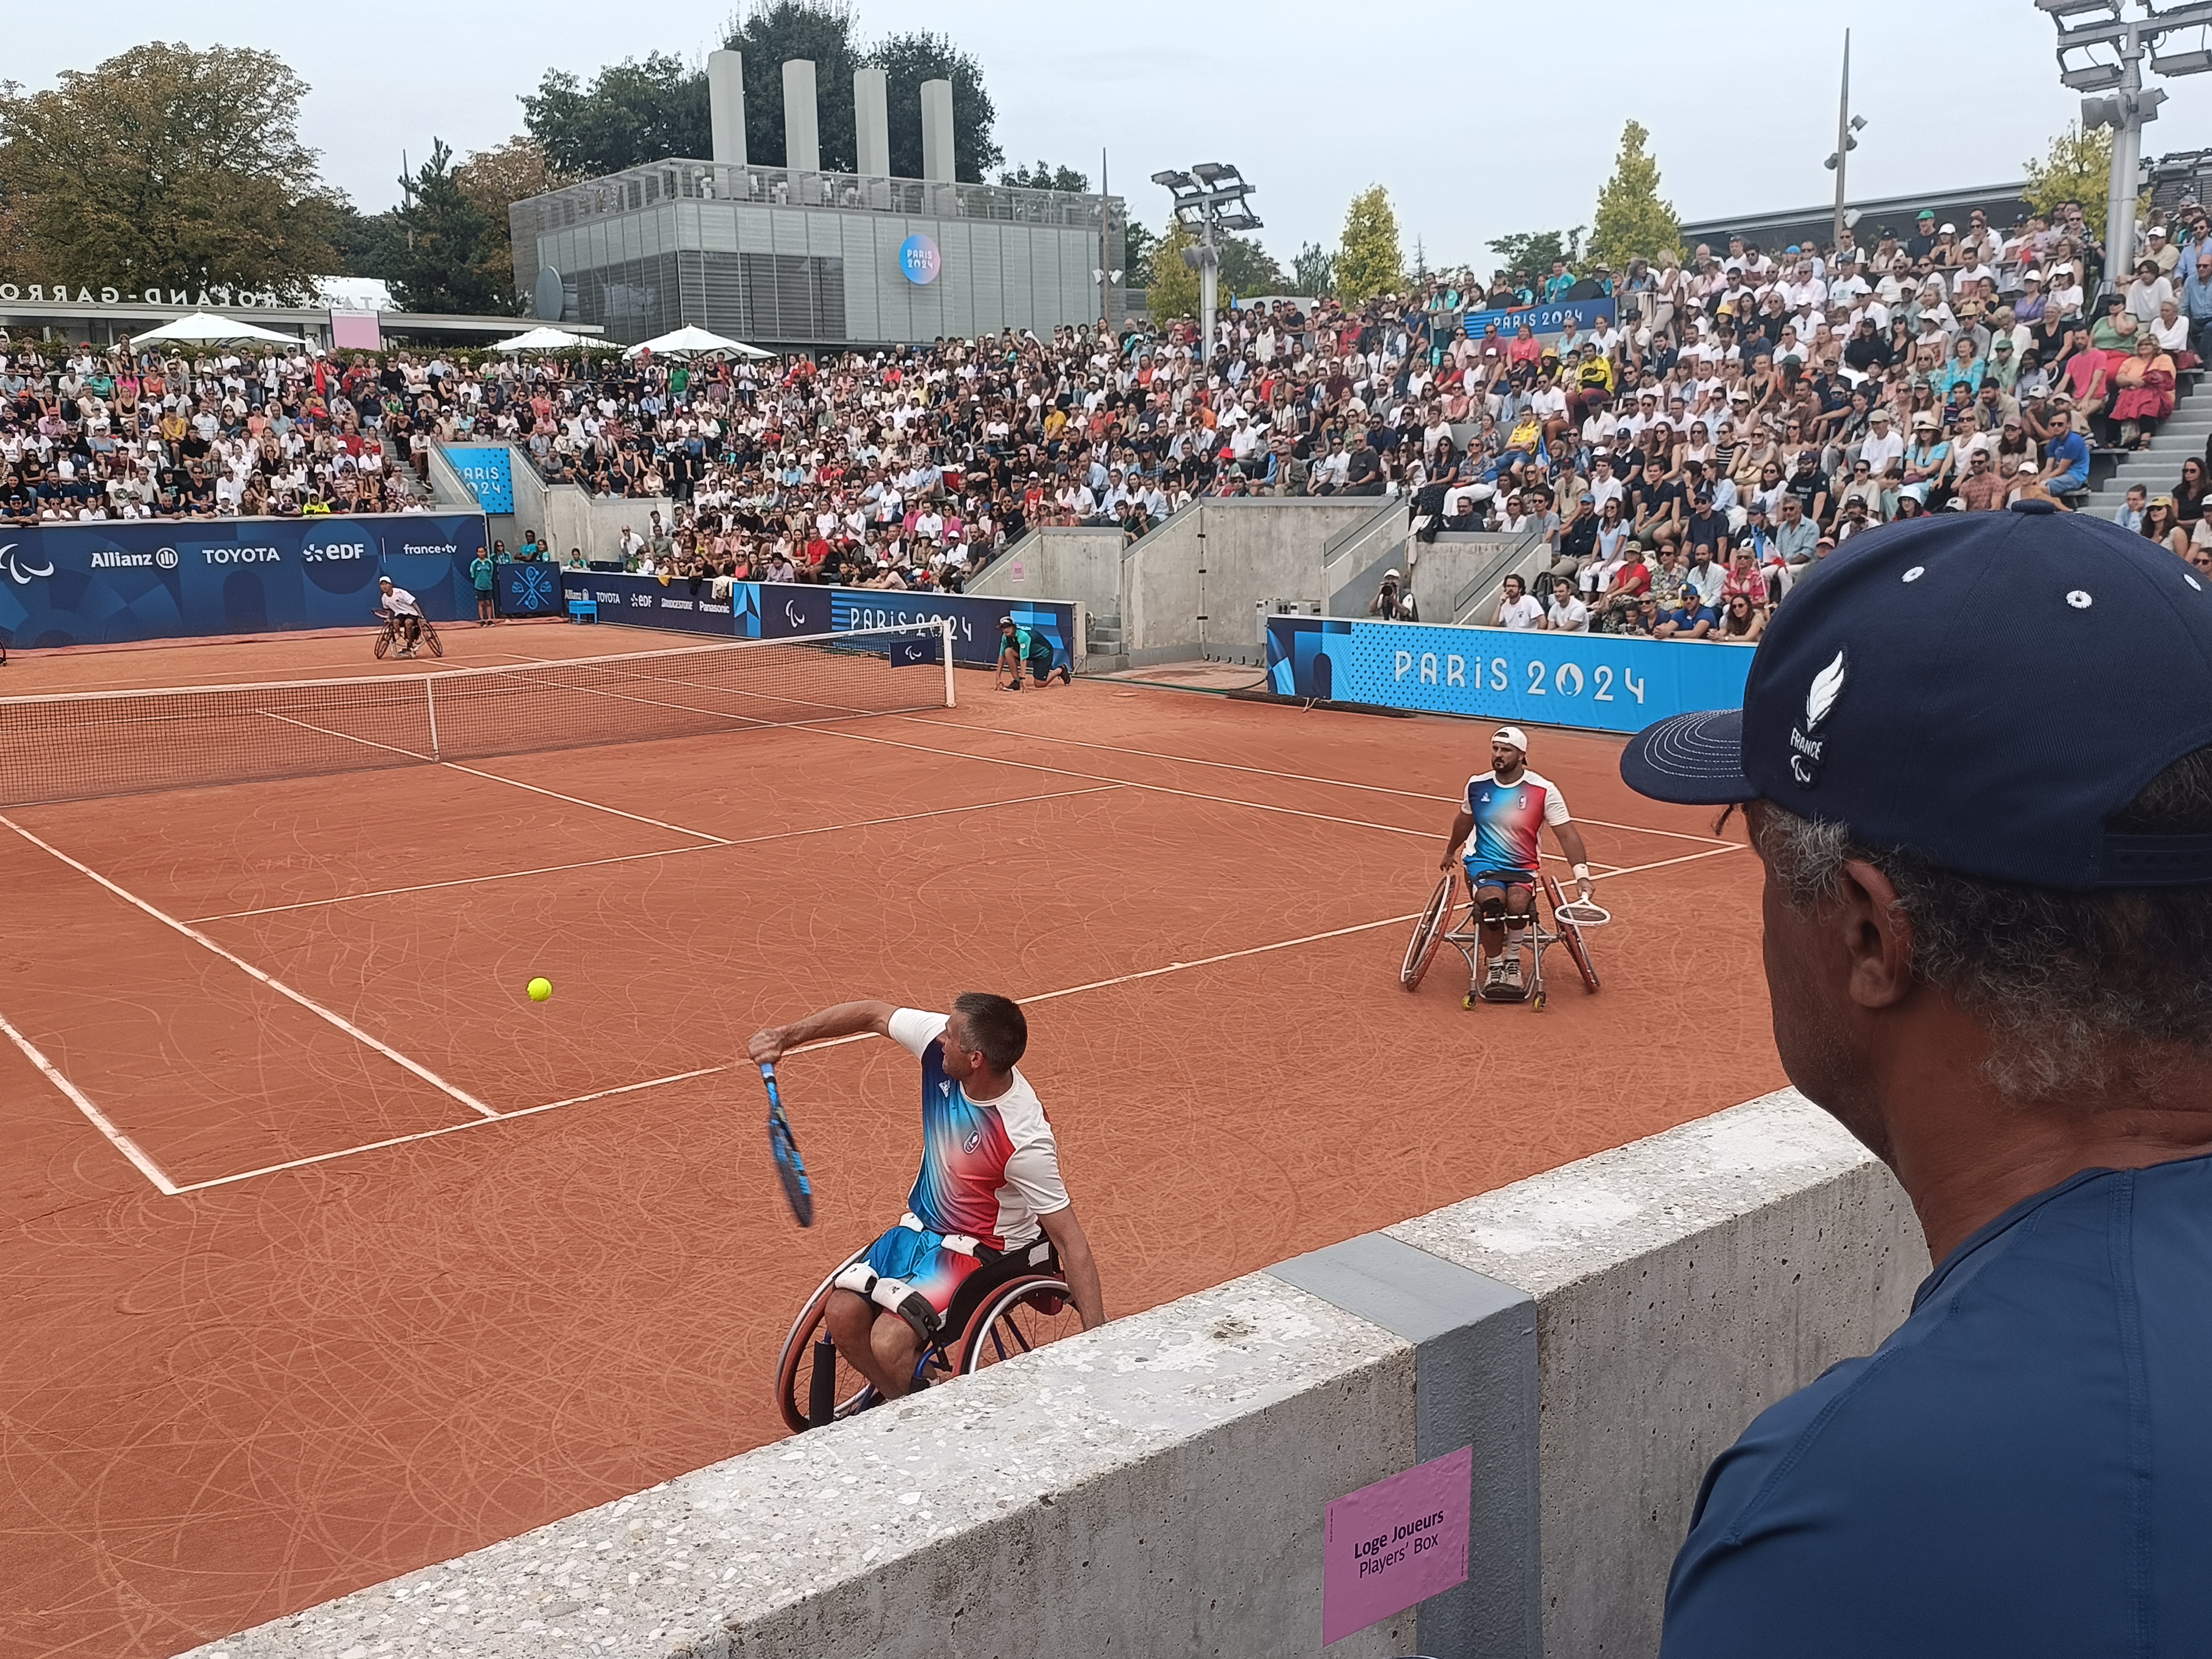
[0,622,955,807]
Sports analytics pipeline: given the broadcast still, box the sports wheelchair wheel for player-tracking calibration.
[373,628,392,661]
[774,1246,877,1434]
[959,1274,1082,1375]
[1400,873,1457,991]
[420,619,444,659]
[1542,874,1601,994]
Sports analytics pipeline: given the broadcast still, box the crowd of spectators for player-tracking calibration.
[9,188,2212,611]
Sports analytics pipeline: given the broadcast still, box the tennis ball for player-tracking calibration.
[527,977,553,1003]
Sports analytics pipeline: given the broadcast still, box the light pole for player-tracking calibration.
[1150,163,1261,370]
[2039,0,2212,290]
[1824,31,1869,252]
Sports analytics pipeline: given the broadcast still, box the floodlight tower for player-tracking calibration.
[1150,163,1261,368]
[2039,0,2212,286]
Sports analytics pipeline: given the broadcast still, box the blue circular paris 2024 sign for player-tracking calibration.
[899,233,942,285]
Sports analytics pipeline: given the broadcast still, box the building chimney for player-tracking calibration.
[708,50,746,166]
[920,78,954,183]
[782,59,820,173]
[854,67,889,177]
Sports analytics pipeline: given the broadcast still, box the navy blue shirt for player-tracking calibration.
[1663,1155,2212,1656]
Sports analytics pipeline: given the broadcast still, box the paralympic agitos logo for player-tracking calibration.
[0,543,55,585]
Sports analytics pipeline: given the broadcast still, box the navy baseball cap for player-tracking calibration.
[1620,500,2212,889]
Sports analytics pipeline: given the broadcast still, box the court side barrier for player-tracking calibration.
[188,1088,1924,1659]
[0,513,492,649]
[1264,615,1754,737]
[550,572,1081,669]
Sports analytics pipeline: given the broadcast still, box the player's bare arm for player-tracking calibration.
[748,1000,895,1065]
[1036,1206,1106,1330]
[1555,820,1594,901]
[1439,807,1475,870]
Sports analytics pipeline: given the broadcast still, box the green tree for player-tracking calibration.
[1335,185,1404,304]
[729,0,860,171]
[871,30,1001,182]
[2023,123,2115,217]
[1487,227,1585,281]
[1148,218,1198,320]
[0,41,338,299]
[1000,160,1088,194]
[389,140,514,314]
[329,203,410,283]
[1216,232,1284,298]
[1291,240,1335,298]
[1588,120,1681,270]
[1122,218,1157,288]
[521,53,710,180]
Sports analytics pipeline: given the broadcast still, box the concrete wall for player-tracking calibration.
[1405,532,1537,626]
[966,525,1126,639]
[189,1089,1925,1659]
[1123,498,1391,666]
[494,447,679,565]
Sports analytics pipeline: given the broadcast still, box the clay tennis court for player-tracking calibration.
[0,621,1780,1659]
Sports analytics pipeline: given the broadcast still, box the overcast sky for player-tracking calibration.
[13,0,2212,271]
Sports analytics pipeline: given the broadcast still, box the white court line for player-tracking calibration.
[0,814,498,1120]
[0,1005,180,1194]
[1594,844,1744,880]
[892,715,1737,847]
[186,785,1128,922]
[148,841,1745,1193]
[166,1066,729,1194]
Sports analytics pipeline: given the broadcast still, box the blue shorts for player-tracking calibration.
[859,1222,982,1318]
[1464,865,1537,893]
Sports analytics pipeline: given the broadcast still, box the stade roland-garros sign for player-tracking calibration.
[1264,615,1753,736]
[0,280,285,308]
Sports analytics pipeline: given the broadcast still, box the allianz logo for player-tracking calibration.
[91,549,181,570]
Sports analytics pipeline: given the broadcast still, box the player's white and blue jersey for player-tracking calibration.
[1462,769,1572,878]
[887,1008,1067,1252]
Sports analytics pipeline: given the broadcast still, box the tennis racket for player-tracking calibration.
[760,1063,815,1228]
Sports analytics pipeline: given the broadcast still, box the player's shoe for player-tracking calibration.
[1482,959,1510,998]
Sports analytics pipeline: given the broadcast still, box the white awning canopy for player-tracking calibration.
[490,325,617,354]
[129,310,305,348]
[622,324,774,360]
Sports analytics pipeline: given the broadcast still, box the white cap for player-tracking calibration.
[1493,725,1529,752]
[1384,568,1401,579]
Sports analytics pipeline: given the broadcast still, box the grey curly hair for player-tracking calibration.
[1752,745,2212,1103]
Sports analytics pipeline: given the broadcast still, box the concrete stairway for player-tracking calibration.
[1084,612,1129,675]
[2078,368,2211,521]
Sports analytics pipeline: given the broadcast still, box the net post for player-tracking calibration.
[940,618,956,708]
[423,676,441,761]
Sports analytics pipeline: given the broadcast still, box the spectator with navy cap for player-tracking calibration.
[1620,498,2212,1657]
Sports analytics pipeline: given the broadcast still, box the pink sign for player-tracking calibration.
[1322,1444,1471,1646]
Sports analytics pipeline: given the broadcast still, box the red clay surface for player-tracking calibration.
[0,622,1781,1658]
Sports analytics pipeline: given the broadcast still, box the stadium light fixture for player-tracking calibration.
[1151,159,1261,365]
[2042,0,2212,280]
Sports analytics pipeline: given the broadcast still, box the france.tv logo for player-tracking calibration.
[899,233,942,286]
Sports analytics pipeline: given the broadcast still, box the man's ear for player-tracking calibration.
[1836,858,1915,1010]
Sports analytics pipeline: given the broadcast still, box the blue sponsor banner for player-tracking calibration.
[1264,616,1751,736]
[445,445,515,514]
[0,513,488,649]
[1457,297,1617,341]
[822,588,1073,668]
[497,559,564,618]
[546,574,1075,666]
[558,570,737,634]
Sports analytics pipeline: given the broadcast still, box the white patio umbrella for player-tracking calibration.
[490,325,617,354]
[129,310,303,348]
[622,323,774,360]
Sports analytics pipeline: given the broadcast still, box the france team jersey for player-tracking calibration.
[888,1009,1069,1250]
[1462,769,1572,875]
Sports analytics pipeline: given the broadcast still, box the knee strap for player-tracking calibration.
[833,1261,946,1346]
[1477,894,1506,922]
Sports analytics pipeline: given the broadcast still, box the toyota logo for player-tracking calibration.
[155,547,179,570]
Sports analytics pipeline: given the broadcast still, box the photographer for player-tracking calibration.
[1369,568,1419,621]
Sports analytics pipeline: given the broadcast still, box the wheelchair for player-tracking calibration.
[1400,868,1604,1011]
[774,1233,1083,1434]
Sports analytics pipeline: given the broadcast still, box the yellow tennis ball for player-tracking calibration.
[527,977,553,1003]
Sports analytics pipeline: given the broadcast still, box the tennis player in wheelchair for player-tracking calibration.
[1437,725,1597,1000]
[376,576,424,656]
[748,993,1105,1402]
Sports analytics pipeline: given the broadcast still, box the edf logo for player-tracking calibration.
[899,233,941,286]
